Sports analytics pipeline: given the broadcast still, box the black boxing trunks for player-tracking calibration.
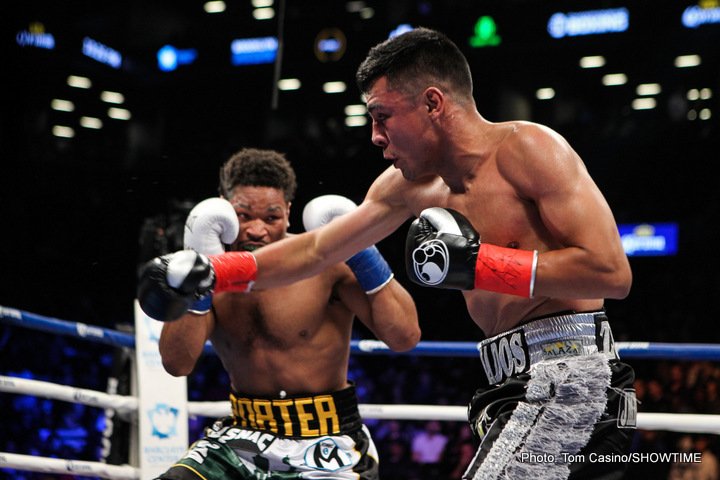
[464,311,637,480]
[156,384,379,479]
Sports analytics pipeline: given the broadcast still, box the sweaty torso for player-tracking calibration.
[209,264,355,396]
[388,121,603,336]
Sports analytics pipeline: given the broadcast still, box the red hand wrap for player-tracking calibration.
[474,244,537,297]
[209,252,258,292]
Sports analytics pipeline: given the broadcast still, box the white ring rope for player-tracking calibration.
[0,375,138,417]
[4,307,720,478]
[0,452,138,479]
[3,374,720,435]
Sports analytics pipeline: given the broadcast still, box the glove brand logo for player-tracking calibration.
[304,438,352,471]
[411,239,449,285]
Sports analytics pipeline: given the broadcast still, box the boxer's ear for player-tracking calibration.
[423,87,444,118]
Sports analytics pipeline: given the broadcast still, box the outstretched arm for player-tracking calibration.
[137,170,414,322]
[253,179,413,290]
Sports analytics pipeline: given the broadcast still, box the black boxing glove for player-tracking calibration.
[138,250,258,321]
[405,208,537,297]
[137,250,216,322]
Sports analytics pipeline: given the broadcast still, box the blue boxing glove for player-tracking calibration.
[183,198,240,313]
[302,195,394,294]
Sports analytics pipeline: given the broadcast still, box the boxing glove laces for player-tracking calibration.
[405,208,537,297]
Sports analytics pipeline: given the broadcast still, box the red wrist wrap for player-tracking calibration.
[209,252,258,292]
[474,244,537,297]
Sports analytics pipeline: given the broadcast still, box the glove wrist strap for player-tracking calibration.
[209,252,258,292]
[346,246,394,294]
[474,244,538,298]
[188,294,212,314]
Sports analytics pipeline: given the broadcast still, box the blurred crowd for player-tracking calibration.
[2,324,720,479]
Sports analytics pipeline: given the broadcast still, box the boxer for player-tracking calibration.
[152,148,419,480]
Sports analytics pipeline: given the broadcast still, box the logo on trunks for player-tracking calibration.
[231,394,341,437]
[304,438,352,471]
[596,319,619,359]
[412,239,449,285]
[617,388,638,429]
[206,425,277,453]
[540,339,582,357]
[478,331,529,385]
[184,439,221,465]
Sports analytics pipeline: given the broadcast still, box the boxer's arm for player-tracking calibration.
[158,311,215,376]
[501,124,631,299]
[137,171,413,322]
[254,177,413,289]
[156,197,233,371]
[301,194,419,351]
[338,274,420,352]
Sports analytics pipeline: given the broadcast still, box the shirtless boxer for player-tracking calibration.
[139,29,635,479]
[152,148,419,479]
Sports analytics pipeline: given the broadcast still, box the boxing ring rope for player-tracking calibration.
[3,305,720,478]
[6,374,720,433]
[5,305,720,360]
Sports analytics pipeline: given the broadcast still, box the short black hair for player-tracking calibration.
[218,148,297,202]
[356,27,473,101]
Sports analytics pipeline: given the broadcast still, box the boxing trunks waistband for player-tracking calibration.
[229,384,363,439]
[477,311,618,387]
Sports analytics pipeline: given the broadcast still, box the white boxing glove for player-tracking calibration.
[302,194,358,231]
[184,198,240,255]
[302,194,394,294]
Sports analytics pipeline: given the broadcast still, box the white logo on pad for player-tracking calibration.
[412,239,449,285]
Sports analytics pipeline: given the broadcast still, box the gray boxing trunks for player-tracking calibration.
[464,311,637,480]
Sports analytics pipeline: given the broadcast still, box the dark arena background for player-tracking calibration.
[2,1,720,479]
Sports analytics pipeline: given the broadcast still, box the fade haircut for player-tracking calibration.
[218,148,297,202]
[356,27,473,102]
